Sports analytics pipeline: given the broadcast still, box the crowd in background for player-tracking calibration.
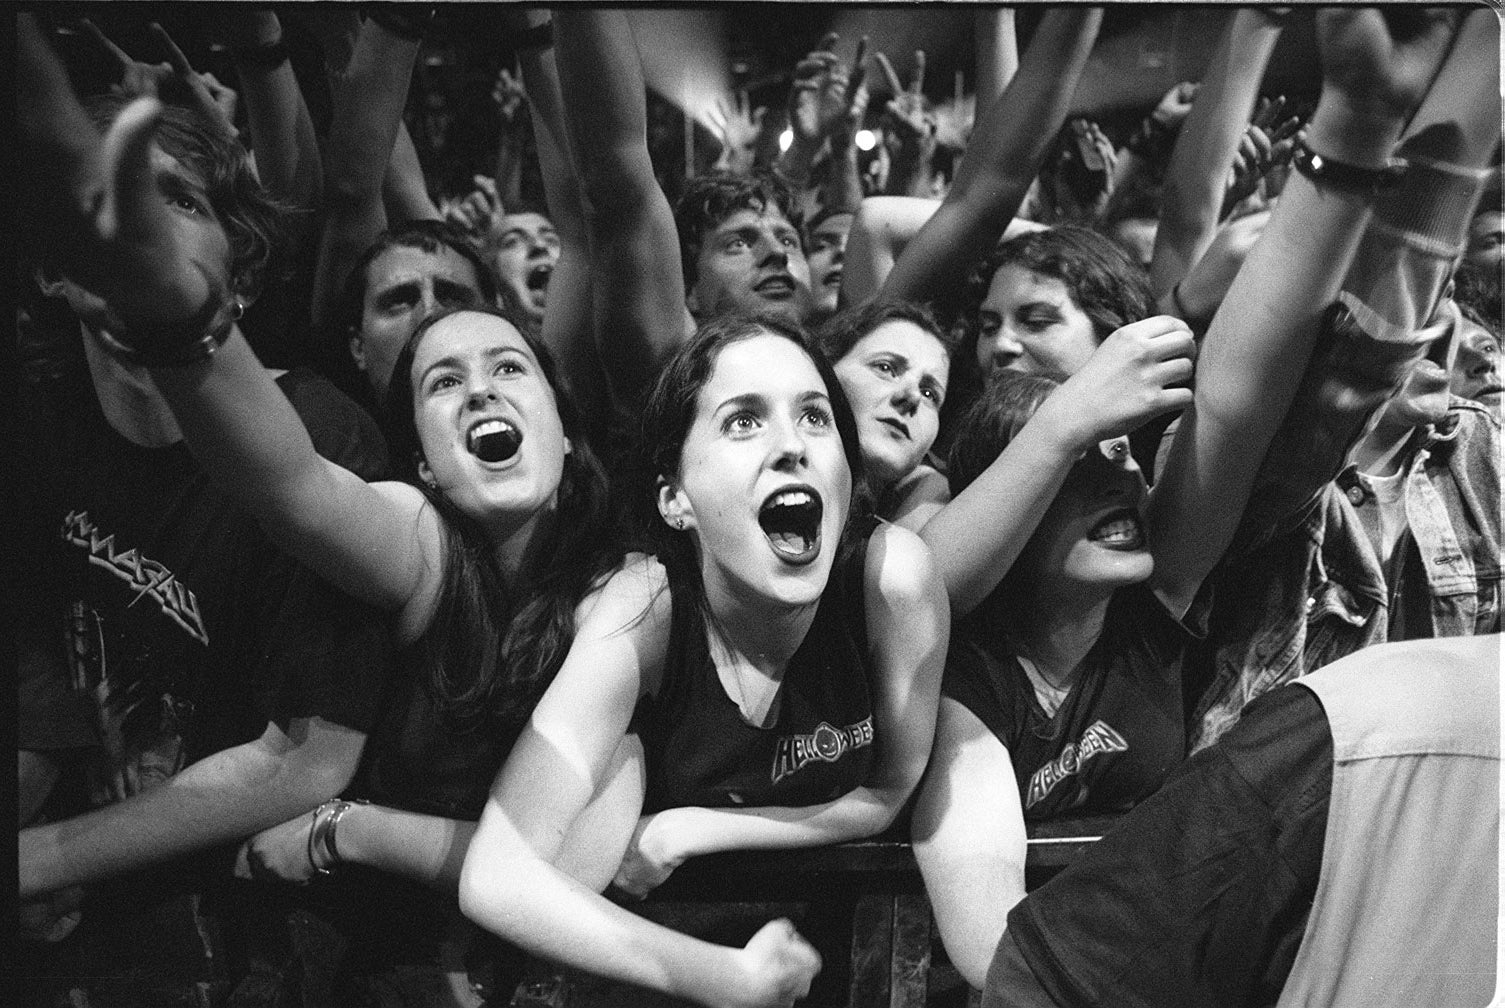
[14,5,1501,1008]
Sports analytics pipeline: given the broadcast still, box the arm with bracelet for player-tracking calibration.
[222,9,322,213]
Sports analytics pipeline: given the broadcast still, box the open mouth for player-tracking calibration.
[525,264,552,294]
[1087,508,1144,550]
[758,486,823,564]
[877,416,910,440]
[467,418,523,463]
[755,275,795,298]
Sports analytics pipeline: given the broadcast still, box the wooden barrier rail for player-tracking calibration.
[643,816,1117,1008]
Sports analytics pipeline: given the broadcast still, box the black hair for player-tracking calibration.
[815,299,957,367]
[384,305,621,729]
[628,311,871,626]
[339,219,505,341]
[673,171,804,291]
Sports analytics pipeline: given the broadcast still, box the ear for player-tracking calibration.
[684,282,703,319]
[416,455,437,489]
[564,436,574,457]
[349,332,368,372]
[656,476,695,531]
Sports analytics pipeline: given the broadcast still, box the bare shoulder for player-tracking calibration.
[864,520,943,608]
[573,552,671,639]
[887,464,952,532]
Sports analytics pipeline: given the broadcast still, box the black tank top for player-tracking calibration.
[640,522,878,812]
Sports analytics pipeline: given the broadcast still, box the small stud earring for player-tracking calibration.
[231,298,245,320]
[675,517,685,530]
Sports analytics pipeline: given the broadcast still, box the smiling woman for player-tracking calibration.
[453,312,950,1007]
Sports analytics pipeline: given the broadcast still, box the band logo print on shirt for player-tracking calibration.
[771,716,875,785]
[62,511,209,645]
[1026,719,1129,809]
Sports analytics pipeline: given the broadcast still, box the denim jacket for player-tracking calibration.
[1189,307,1502,752]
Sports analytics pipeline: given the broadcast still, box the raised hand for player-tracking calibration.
[1046,315,1197,447]
[492,65,529,125]
[442,173,504,237]
[788,32,867,150]
[1312,6,1459,163]
[732,919,822,1008]
[1225,96,1303,208]
[83,19,238,138]
[875,49,935,145]
[710,90,767,175]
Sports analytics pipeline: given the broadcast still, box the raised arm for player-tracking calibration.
[1147,6,1462,617]
[877,8,1102,310]
[310,12,430,336]
[1149,8,1286,301]
[221,9,322,212]
[841,196,1044,308]
[911,698,1027,990]
[514,10,611,446]
[459,559,821,1008]
[918,317,1195,615]
[18,24,439,617]
[553,9,690,413]
[613,524,947,895]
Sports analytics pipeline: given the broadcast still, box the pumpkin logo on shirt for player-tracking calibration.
[771,716,874,785]
[1025,719,1128,809]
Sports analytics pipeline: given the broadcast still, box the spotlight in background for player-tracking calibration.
[855,129,877,151]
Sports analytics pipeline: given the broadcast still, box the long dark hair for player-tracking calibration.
[385,305,621,729]
[947,369,1063,618]
[629,312,871,624]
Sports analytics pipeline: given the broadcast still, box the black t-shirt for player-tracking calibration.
[640,528,877,813]
[17,360,392,786]
[943,584,1192,821]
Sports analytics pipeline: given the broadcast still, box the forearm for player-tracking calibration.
[554,8,688,401]
[230,19,322,211]
[659,786,905,863]
[880,8,1100,305]
[922,401,1085,616]
[460,834,746,1005]
[147,329,355,551]
[521,31,605,422]
[329,802,477,890]
[382,120,439,223]
[883,138,936,199]
[323,20,422,207]
[1151,10,1284,296]
[824,143,864,217]
[973,7,1018,112]
[20,729,347,898]
[1149,99,1399,608]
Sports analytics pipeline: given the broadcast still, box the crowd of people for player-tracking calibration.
[14,5,1500,1008]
